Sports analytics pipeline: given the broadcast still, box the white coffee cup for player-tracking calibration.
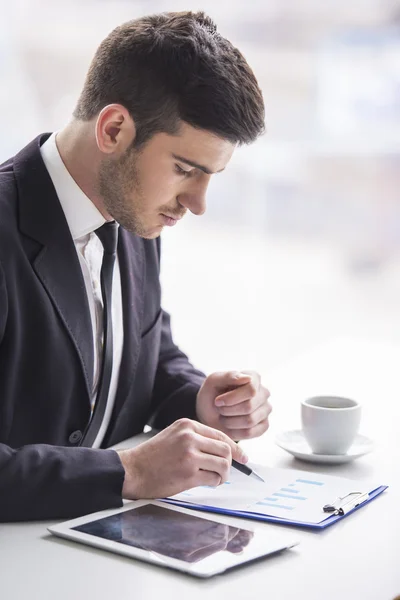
[301,395,362,455]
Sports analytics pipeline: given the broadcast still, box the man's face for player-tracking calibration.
[98,122,235,238]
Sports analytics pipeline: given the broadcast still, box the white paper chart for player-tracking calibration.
[169,465,379,524]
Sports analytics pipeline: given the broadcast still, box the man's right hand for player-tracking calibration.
[117,418,249,499]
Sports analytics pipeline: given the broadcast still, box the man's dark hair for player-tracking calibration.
[73,11,265,148]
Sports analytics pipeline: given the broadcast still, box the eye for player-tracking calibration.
[174,164,193,177]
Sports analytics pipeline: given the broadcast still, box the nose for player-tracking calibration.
[178,177,209,216]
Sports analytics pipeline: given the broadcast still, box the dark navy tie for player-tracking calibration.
[81,221,118,447]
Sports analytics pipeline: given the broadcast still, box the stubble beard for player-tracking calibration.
[98,149,153,237]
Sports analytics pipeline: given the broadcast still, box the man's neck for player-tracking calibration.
[55,122,110,220]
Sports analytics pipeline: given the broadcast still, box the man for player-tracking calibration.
[0,11,271,522]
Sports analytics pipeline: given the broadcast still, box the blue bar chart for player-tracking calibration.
[256,477,325,511]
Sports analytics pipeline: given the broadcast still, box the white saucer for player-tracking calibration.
[275,430,374,464]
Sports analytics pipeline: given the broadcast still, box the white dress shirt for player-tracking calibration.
[40,133,124,448]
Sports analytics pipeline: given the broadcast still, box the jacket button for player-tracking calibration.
[69,430,83,444]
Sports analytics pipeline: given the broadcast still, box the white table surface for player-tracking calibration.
[1,337,399,600]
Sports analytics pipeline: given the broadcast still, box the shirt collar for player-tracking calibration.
[40,132,106,240]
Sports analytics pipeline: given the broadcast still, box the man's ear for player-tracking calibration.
[95,104,136,155]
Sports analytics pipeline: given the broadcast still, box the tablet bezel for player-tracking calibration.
[48,500,298,578]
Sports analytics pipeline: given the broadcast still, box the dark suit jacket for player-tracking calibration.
[0,134,205,522]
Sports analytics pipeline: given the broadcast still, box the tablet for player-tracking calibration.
[48,500,298,578]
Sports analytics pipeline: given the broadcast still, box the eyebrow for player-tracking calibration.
[172,153,225,175]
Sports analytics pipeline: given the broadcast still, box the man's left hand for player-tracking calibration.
[196,370,272,440]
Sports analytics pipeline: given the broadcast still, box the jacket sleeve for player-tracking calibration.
[0,261,125,522]
[148,309,206,429]
[0,443,125,522]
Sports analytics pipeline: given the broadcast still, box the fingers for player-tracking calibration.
[215,375,263,408]
[217,396,266,417]
[207,371,252,392]
[167,418,248,489]
[222,418,270,441]
[219,403,270,431]
[195,431,245,474]
[196,453,231,484]
[194,469,222,488]
[190,420,248,464]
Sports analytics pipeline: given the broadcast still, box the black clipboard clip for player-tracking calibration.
[323,491,370,516]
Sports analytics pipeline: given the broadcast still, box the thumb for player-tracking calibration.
[231,371,252,382]
[212,371,252,387]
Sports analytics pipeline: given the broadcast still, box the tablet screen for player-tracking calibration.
[73,503,254,564]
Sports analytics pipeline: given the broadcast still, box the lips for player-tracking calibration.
[161,214,180,227]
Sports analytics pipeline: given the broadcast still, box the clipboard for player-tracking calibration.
[161,465,388,530]
[163,485,387,529]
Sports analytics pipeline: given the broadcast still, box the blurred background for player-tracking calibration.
[1,0,400,378]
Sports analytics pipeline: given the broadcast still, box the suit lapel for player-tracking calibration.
[14,135,94,400]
